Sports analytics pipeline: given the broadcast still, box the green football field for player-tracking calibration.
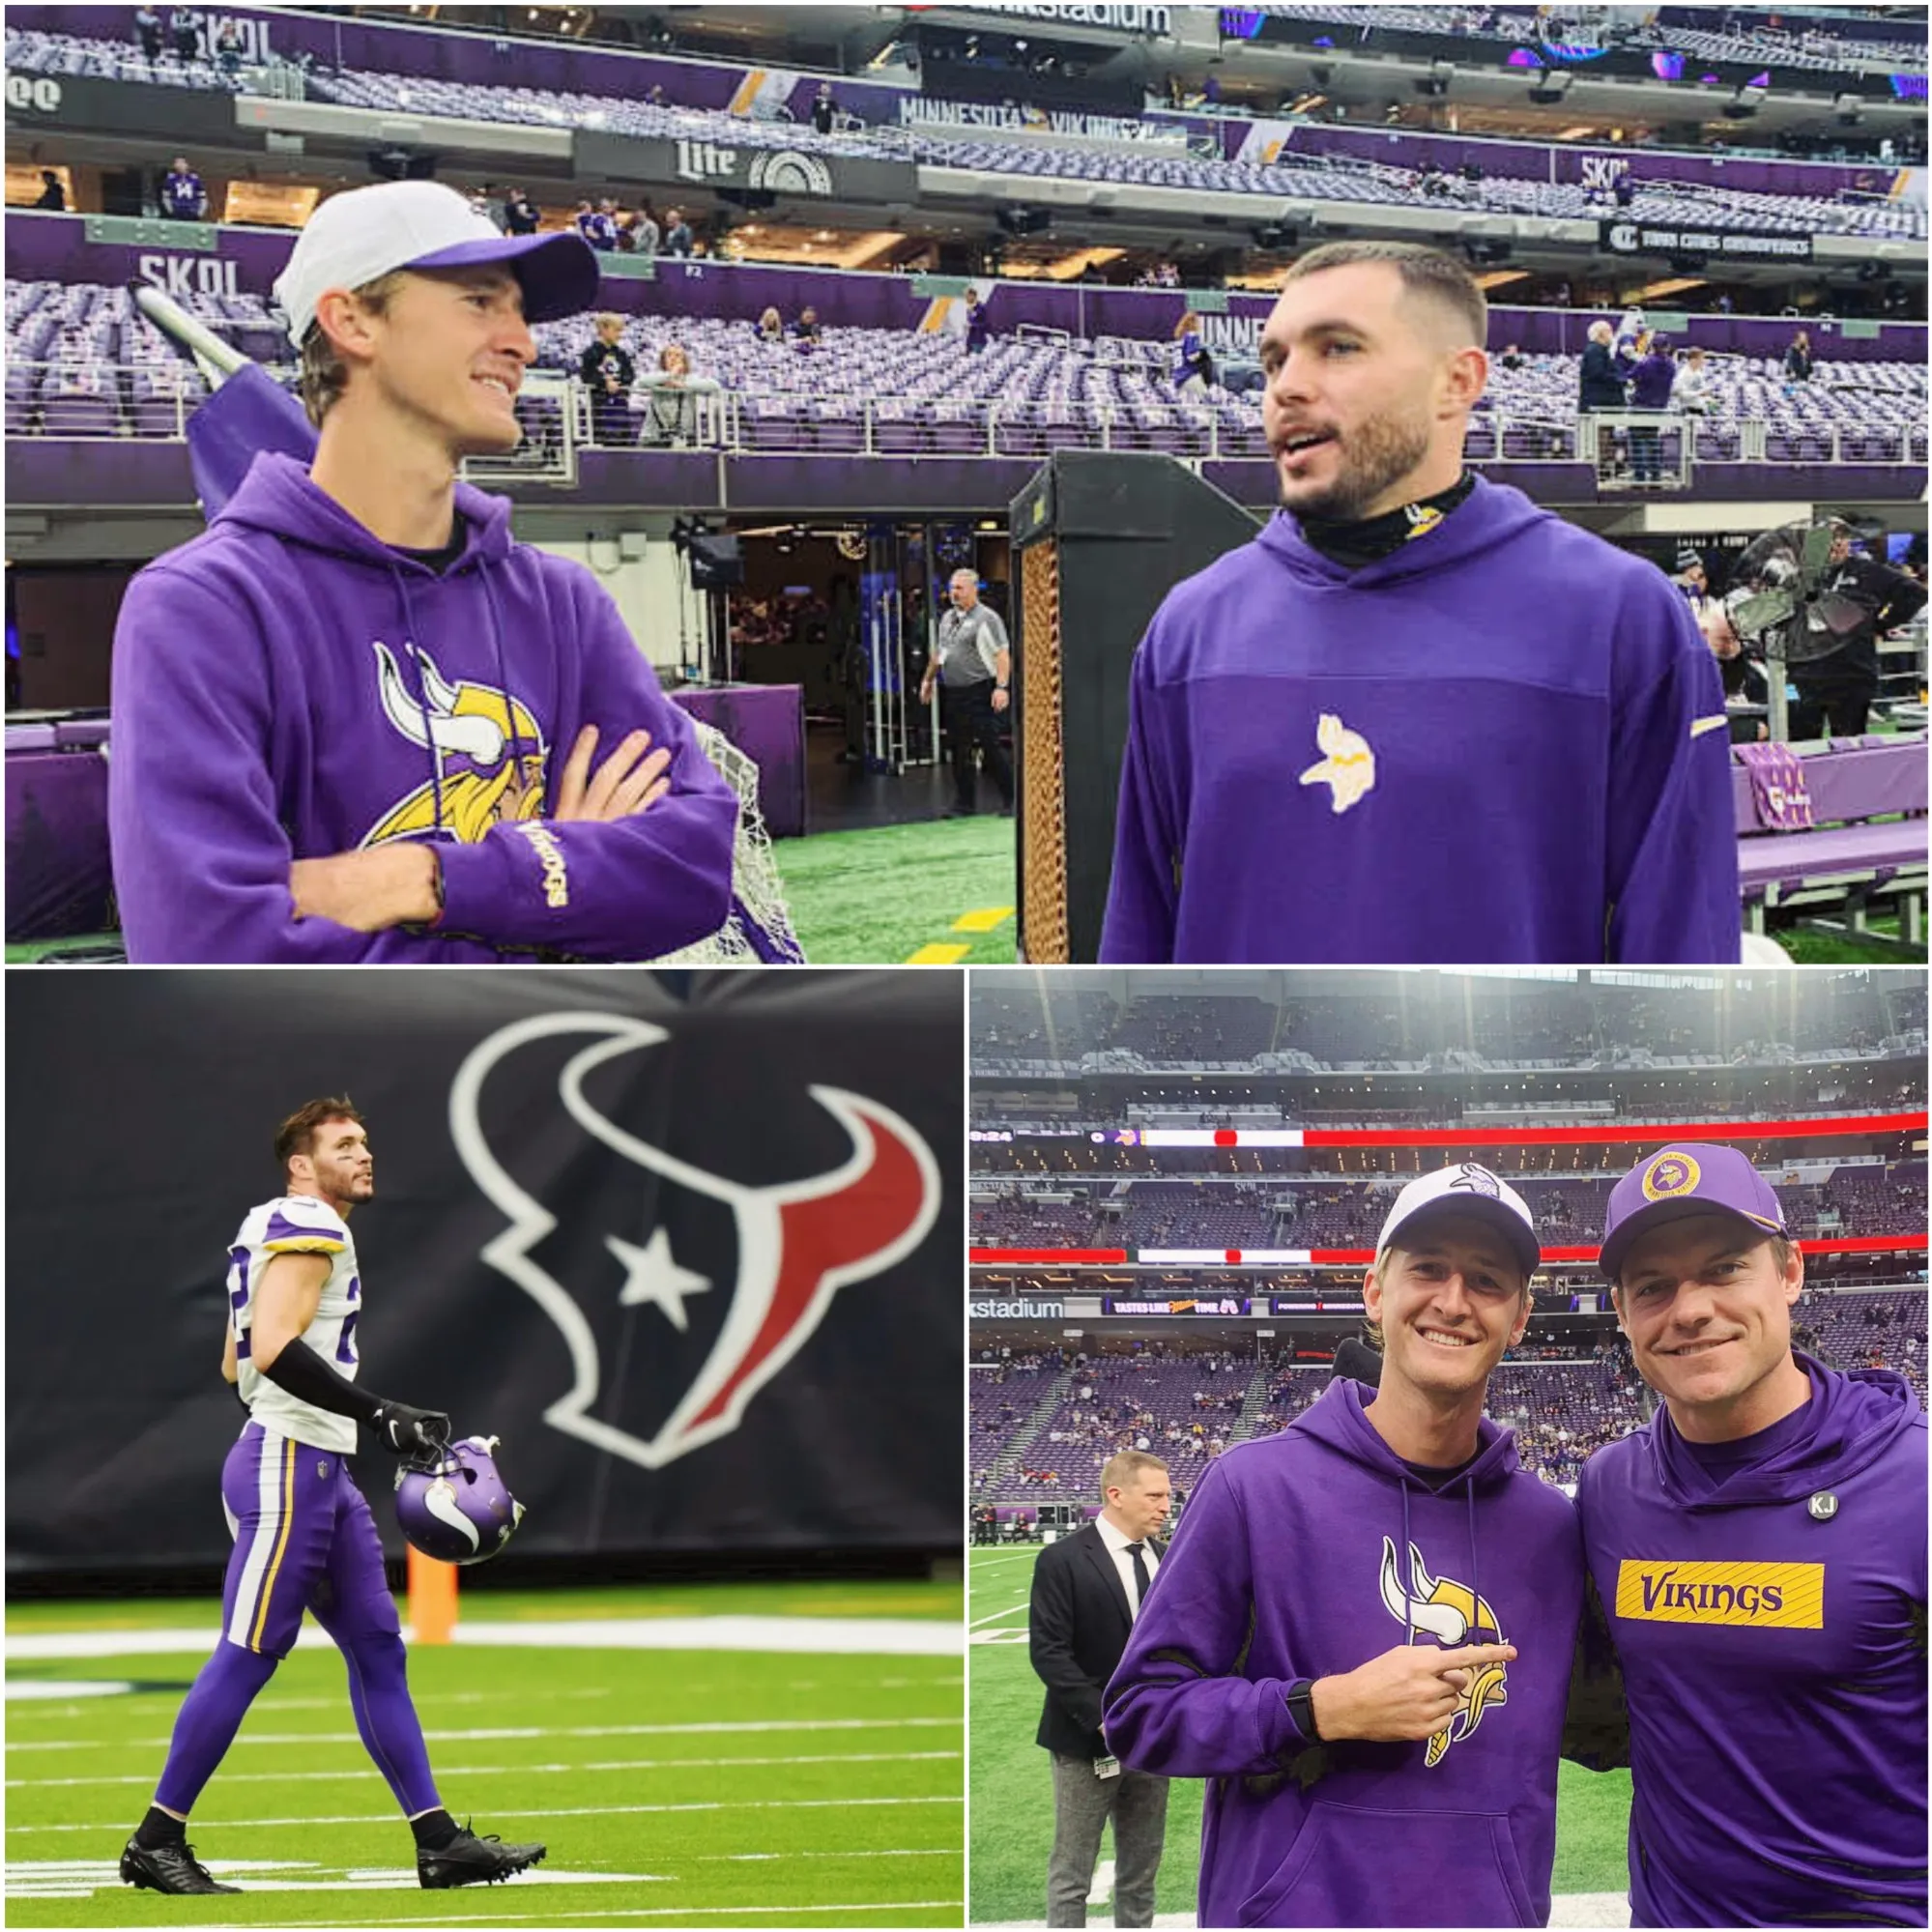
[967,1547,1633,1924]
[7,1578,964,1929]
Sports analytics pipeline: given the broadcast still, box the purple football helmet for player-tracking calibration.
[393,1434,524,1566]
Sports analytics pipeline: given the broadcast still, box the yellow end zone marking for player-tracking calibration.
[905,943,971,966]
[951,907,1015,935]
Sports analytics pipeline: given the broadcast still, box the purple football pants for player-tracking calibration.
[154,1422,440,1819]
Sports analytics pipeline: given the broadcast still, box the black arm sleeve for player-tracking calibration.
[1560,1572,1631,1772]
[257,1339,388,1425]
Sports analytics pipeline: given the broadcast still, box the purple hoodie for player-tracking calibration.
[1100,476,1739,965]
[109,452,737,962]
[1106,1378,1582,1928]
[1578,1354,1926,1928]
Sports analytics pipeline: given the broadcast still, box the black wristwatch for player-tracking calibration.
[1284,1678,1322,1743]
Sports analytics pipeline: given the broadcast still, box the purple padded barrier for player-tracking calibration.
[5,747,113,940]
[1731,735,1927,901]
[670,682,805,840]
[6,725,60,752]
[52,719,111,748]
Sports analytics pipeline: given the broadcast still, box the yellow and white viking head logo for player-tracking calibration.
[1641,1151,1702,1201]
[364,641,549,847]
[1298,713,1375,815]
[1379,1536,1509,1768]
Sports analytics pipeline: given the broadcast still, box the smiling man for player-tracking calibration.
[109,180,735,962]
[1579,1142,1927,1928]
[1099,240,1738,966]
[1104,1165,1582,1928]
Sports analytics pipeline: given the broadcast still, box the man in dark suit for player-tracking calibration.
[1028,1450,1171,1927]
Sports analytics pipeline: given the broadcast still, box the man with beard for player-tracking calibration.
[1099,241,1737,965]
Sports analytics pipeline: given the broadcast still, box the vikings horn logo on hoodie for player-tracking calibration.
[363,641,550,846]
[1379,1536,1511,1768]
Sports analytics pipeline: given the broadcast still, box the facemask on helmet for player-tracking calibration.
[393,1434,525,1566]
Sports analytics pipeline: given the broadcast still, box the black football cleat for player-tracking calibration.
[121,1836,242,1894]
[418,1822,548,1889]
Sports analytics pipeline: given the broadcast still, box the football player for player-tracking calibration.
[120,1098,546,1895]
[1576,1142,1926,1927]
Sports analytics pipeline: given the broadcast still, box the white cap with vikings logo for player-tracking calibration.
[274,180,601,348]
[1374,1163,1542,1281]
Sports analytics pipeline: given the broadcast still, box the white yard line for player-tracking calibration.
[11,1749,962,1789]
[8,1795,965,1833]
[7,1716,960,1753]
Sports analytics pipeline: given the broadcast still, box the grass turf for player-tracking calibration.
[966,1546,1631,1923]
[7,1579,963,1929]
[771,819,1017,966]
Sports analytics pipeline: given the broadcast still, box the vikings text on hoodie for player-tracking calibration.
[1578,1354,1927,1929]
[1104,1377,1582,1929]
[1099,476,1739,965]
[109,452,737,963]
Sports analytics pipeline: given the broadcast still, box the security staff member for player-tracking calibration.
[1030,1452,1171,1928]
[918,568,1014,818]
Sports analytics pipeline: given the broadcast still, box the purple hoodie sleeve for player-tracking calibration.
[432,576,737,958]
[1605,578,1740,964]
[1104,1457,1311,1777]
[109,567,499,962]
[1099,637,1180,963]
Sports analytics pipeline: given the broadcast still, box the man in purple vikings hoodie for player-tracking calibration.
[1100,243,1738,966]
[1578,1144,1926,1928]
[109,180,737,962]
[1105,1164,1583,1928]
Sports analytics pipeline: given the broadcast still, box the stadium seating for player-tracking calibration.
[8,25,1925,243]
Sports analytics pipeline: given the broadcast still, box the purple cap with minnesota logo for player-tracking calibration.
[1600,1141,1788,1281]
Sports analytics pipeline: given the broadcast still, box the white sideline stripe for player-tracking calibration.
[7,1716,960,1752]
[1085,1859,1115,1908]
[7,1862,669,1898]
[187,1904,963,1929]
[9,1795,964,1832]
[11,1749,962,1789]
[700,1851,958,1862]
[967,1603,1030,1629]
[3,1680,131,1701]
[5,1616,961,1661]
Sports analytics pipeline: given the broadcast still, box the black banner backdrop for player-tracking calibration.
[7,970,962,1577]
[572,129,920,204]
[3,70,244,143]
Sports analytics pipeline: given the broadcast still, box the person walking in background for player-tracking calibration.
[1782,330,1813,383]
[1029,1452,1173,1928]
[160,157,208,222]
[918,568,1014,819]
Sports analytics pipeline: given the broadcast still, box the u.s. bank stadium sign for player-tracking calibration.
[970,1298,1066,1319]
[949,3,1174,33]
[1600,220,1813,263]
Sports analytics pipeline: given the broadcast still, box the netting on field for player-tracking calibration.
[1019,539,1070,965]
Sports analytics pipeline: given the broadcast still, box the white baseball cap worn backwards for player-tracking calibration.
[274,181,601,347]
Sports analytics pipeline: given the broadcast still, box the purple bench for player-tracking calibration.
[1733,735,1927,944]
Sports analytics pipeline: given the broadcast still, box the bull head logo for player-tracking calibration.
[1378,1536,1510,1768]
[364,641,548,846]
[449,1013,940,1470]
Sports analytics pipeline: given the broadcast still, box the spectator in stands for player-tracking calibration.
[919,568,1015,819]
[1100,244,1737,966]
[107,179,735,963]
[135,5,164,72]
[215,18,245,80]
[1782,330,1813,383]
[1578,1143,1925,1927]
[501,187,539,237]
[1172,312,1213,398]
[33,169,66,213]
[663,209,694,258]
[588,198,621,252]
[1790,523,1928,738]
[627,203,659,259]
[791,306,822,351]
[1029,1450,1172,1930]
[159,159,208,223]
[578,312,636,448]
[169,4,201,65]
[1498,342,1526,371]
[467,187,496,227]
[964,286,990,356]
[1673,344,1713,414]
[1626,331,1677,485]
[811,82,836,136]
[754,307,785,346]
[637,341,718,447]
[1108,1166,1578,1929]
[572,199,602,248]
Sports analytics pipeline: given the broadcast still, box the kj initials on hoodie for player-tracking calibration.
[1104,1376,1583,1929]
[109,452,737,963]
[1578,1353,1927,1929]
[1099,475,1739,966]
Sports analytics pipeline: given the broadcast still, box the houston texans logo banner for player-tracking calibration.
[7,970,963,1576]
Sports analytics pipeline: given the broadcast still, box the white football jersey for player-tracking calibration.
[227,1194,363,1455]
